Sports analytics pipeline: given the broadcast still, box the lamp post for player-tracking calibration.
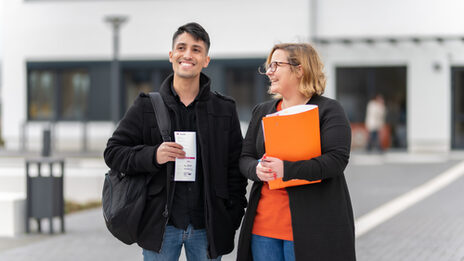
[104,15,128,124]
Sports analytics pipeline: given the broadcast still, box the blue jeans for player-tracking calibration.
[251,234,295,261]
[142,225,221,261]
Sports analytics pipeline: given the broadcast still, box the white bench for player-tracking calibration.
[0,192,26,236]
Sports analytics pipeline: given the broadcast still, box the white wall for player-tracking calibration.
[407,43,450,152]
[0,1,3,60]
[5,0,311,60]
[317,0,464,37]
[0,0,4,101]
[1,0,312,150]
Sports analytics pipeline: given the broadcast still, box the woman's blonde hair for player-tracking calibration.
[265,43,326,98]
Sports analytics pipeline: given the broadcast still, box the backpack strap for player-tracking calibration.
[148,92,175,219]
[148,92,171,142]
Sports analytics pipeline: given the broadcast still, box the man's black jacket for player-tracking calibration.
[104,73,247,258]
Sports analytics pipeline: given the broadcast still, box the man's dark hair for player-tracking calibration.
[172,22,210,53]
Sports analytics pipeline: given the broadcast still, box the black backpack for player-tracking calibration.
[102,92,171,244]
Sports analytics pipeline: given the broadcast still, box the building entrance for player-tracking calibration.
[336,66,407,149]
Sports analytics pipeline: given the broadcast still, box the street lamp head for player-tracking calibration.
[104,15,129,27]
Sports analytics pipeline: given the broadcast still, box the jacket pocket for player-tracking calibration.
[214,187,244,231]
[215,187,229,200]
[147,174,166,197]
[147,183,164,197]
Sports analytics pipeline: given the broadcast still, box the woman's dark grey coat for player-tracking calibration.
[237,95,356,261]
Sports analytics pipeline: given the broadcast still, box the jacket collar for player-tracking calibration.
[159,72,211,107]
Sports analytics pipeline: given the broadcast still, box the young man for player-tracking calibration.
[104,22,247,261]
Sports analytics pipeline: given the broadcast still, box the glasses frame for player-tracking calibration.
[258,61,299,75]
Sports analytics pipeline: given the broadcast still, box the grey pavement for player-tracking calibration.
[356,170,464,261]
[345,157,460,218]
[347,153,464,261]
[1,152,464,260]
[0,208,141,261]
[0,207,238,261]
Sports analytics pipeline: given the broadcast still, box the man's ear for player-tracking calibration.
[203,56,211,68]
[168,51,173,63]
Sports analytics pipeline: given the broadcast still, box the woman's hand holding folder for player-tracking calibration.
[256,155,283,182]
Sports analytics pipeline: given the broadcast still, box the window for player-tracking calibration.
[29,70,56,120]
[26,59,271,123]
[124,70,153,110]
[60,69,90,120]
[225,66,269,122]
[28,67,91,121]
[122,68,173,111]
[225,68,255,122]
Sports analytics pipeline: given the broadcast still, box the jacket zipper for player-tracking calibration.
[159,163,175,252]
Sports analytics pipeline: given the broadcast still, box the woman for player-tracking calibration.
[237,43,356,261]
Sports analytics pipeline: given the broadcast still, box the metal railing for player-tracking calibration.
[20,121,116,154]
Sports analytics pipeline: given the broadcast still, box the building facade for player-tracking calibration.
[1,0,463,153]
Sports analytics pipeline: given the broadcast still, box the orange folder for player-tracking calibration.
[262,104,322,190]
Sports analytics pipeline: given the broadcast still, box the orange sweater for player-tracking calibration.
[252,101,293,241]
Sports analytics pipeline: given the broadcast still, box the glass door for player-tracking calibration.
[336,66,407,149]
[452,68,464,149]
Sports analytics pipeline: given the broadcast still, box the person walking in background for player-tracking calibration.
[365,94,386,151]
[236,43,356,261]
[104,22,247,261]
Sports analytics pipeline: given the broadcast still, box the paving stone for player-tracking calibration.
[0,153,463,261]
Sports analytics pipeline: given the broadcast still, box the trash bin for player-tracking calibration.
[25,157,65,234]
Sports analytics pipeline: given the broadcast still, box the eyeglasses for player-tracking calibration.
[258,61,299,74]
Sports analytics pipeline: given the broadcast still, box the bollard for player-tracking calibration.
[42,127,51,157]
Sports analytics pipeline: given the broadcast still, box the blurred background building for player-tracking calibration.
[0,0,463,154]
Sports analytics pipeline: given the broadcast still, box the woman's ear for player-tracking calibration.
[295,65,304,79]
